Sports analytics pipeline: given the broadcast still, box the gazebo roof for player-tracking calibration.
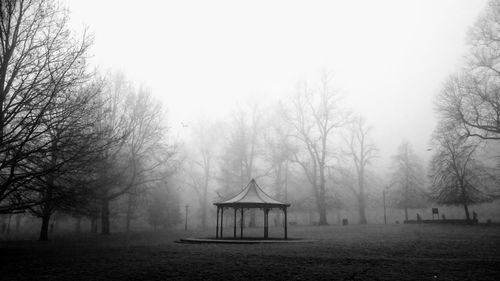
[214,179,290,208]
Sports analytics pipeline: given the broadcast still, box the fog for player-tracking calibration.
[1,0,499,238]
[3,1,500,280]
[65,0,485,169]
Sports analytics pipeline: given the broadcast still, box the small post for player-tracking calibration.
[184,204,189,231]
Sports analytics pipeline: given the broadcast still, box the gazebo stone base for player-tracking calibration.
[176,237,316,244]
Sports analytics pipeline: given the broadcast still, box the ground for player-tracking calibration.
[1,224,499,280]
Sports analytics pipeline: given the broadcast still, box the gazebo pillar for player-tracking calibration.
[220,207,224,238]
[284,207,288,240]
[233,208,237,239]
[215,206,219,239]
[240,208,244,239]
[263,208,269,239]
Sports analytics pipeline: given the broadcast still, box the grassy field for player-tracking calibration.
[1,224,499,280]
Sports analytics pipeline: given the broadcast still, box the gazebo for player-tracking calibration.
[214,179,290,240]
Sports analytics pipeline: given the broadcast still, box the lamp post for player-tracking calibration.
[184,204,189,231]
[383,183,395,225]
[383,189,387,225]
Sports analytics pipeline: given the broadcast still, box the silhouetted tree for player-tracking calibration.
[429,123,497,220]
[389,141,428,221]
[183,119,221,229]
[147,181,181,231]
[93,73,176,235]
[437,0,500,140]
[0,0,92,213]
[217,104,266,227]
[282,71,349,225]
[343,116,377,224]
[28,80,107,241]
[263,110,295,204]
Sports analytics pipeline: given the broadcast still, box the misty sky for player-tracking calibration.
[64,0,487,170]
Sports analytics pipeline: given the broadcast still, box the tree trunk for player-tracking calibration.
[101,198,110,235]
[317,186,328,225]
[75,217,82,233]
[201,164,209,229]
[318,204,327,225]
[461,181,471,221]
[358,169,367,224]
[404,168,409,222]
[126,194,133,233]
[318,162,328,225]
[15,215,21,232]
[463,201,470,221]
[90,217,98,233]
[358,195,367,224]
[6,214,11,234]
[358,205,367,224]
[39,214,51,241]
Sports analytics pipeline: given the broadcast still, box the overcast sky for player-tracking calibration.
[64,0,488,170]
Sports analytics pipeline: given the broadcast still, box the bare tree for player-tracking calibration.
[429,123,497,221]
[217,103,265,226]
[282,71,349,225]
[437,0,500,140]
[27,79,107,241]
[389,141,428,222]
[183,119,220,229]
[147,179,181,231]
[262,110,296,225]
[0,0,92,213]
[342,116,377,224]
[94,74,176,235]
[263,110,294,203]
[433,0,500,215]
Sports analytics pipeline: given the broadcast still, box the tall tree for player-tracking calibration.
[437,0,500,140]
[429,123,497,220]
[263,110,294,204]
[183,119,220,229]
[217,104,265,226]
[389,141,428,222]
[28,79,107,241]
[0,0,92,213]
[94,73,175,235]
[283,71,349,225]
[343,116,377,224]
[147,180,181,231]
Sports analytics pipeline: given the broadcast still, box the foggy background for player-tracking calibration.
[62,0,486,172]
[1,0,499,238]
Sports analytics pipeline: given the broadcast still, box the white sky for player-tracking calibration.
[64,0,487,170]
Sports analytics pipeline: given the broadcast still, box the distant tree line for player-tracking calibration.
[182,1,500,227]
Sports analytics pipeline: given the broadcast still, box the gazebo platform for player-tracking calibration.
[176,237,316,244]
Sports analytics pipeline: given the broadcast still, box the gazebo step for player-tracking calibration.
[176,237,315,244]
